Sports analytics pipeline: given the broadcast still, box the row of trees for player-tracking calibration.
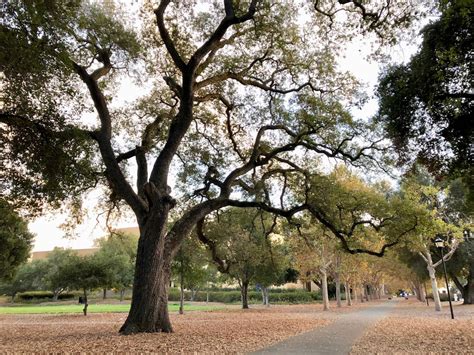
[0,234,136,315]
[2,163,471,314]
[1,174,471,315]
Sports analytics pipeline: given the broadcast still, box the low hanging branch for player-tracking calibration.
[196,218,230,273]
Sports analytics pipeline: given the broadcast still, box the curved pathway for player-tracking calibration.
[253,300,398,355]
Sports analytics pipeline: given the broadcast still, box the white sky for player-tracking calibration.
[29,3,426,252]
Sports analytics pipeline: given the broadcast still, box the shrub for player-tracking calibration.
[16,291,75,301]
[439,293,455,302]
[167,288,321,304]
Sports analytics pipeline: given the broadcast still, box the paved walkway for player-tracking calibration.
[253,300,398,355]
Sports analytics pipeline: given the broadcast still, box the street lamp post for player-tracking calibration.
[434,236,454,320]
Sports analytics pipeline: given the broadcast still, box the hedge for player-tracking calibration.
[16,291,76,301]
[168,288,321,303]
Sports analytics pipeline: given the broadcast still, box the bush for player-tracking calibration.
[439,293,455,302]
[168,288,321,304]
[16,291,75,301]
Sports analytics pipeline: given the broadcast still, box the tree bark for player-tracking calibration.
[119,214,174,334]
[451,267,474,305]
[241,280,249,309]
[261,286,270,307]
[321,268,329,311]
[345,282,352,306]
[427,265,442,311]
[335,272,341,307]
[464,278,474,304]
[103,288,107,300]
[179,265,184,315]
[83,289,88,316]
[52,290,60,302]
[120,289,125,302]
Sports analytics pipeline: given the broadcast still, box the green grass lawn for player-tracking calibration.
[0,303,223,314]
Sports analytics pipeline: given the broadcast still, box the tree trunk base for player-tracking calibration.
[119,321,174,335]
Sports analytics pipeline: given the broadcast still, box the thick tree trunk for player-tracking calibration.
[321,269,329,311]
[345,282,352,306]
[464,280,474,304]
[335,272,341,307]
[120,289,125,302]
[415,280,426,303]
[451,267,474,305]
[461,264,474,304]
[83,289,88,316]
[427,265,442,311]
[103,288,107,300]
[241,281,249,309]
[353,285,358,303]
[120,214,174,334]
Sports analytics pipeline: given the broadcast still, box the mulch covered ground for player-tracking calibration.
[0,302,360,353]
[351,299,474,354]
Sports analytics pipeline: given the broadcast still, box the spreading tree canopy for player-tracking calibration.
[376,0,473,176]
[0,0,425,333]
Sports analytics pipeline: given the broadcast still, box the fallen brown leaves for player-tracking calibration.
[351,299,474,354]
[0,303,350,354]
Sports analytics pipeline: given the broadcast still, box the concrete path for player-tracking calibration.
[253,300,398,355]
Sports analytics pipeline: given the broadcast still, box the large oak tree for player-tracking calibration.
[1,0,422,333]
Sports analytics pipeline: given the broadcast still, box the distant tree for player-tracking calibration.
[0,261,42,301]
[59,255,109,315]
[439,178,473,304]
[94,233,138,301]
[172,235,209,314]
[0,199,34,281]
[401,177,464,312]
[290,222,336,311]
[42,248,80,301]
[197,208,287,309]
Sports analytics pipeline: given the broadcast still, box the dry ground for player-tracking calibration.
[351,299,474,354]
[0,301,364,354]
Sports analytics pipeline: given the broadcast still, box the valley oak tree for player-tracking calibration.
[1,1,422,334]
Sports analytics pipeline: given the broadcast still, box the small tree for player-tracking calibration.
[171,235,208,314]
[59,255,110,315]
[0,260,45,302]
[197,208,286,309]
[42,248,80,301]
[94,233,137,300]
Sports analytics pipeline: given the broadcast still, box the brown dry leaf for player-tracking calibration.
[351,300,474,354]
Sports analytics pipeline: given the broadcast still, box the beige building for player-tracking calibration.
[30,248,99,261]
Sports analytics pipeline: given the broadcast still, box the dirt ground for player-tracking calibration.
[0,302,361,353]
[2,300,472,354]
[351,299,474,354]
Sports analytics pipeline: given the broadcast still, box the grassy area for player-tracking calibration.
[0,303,223,314]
